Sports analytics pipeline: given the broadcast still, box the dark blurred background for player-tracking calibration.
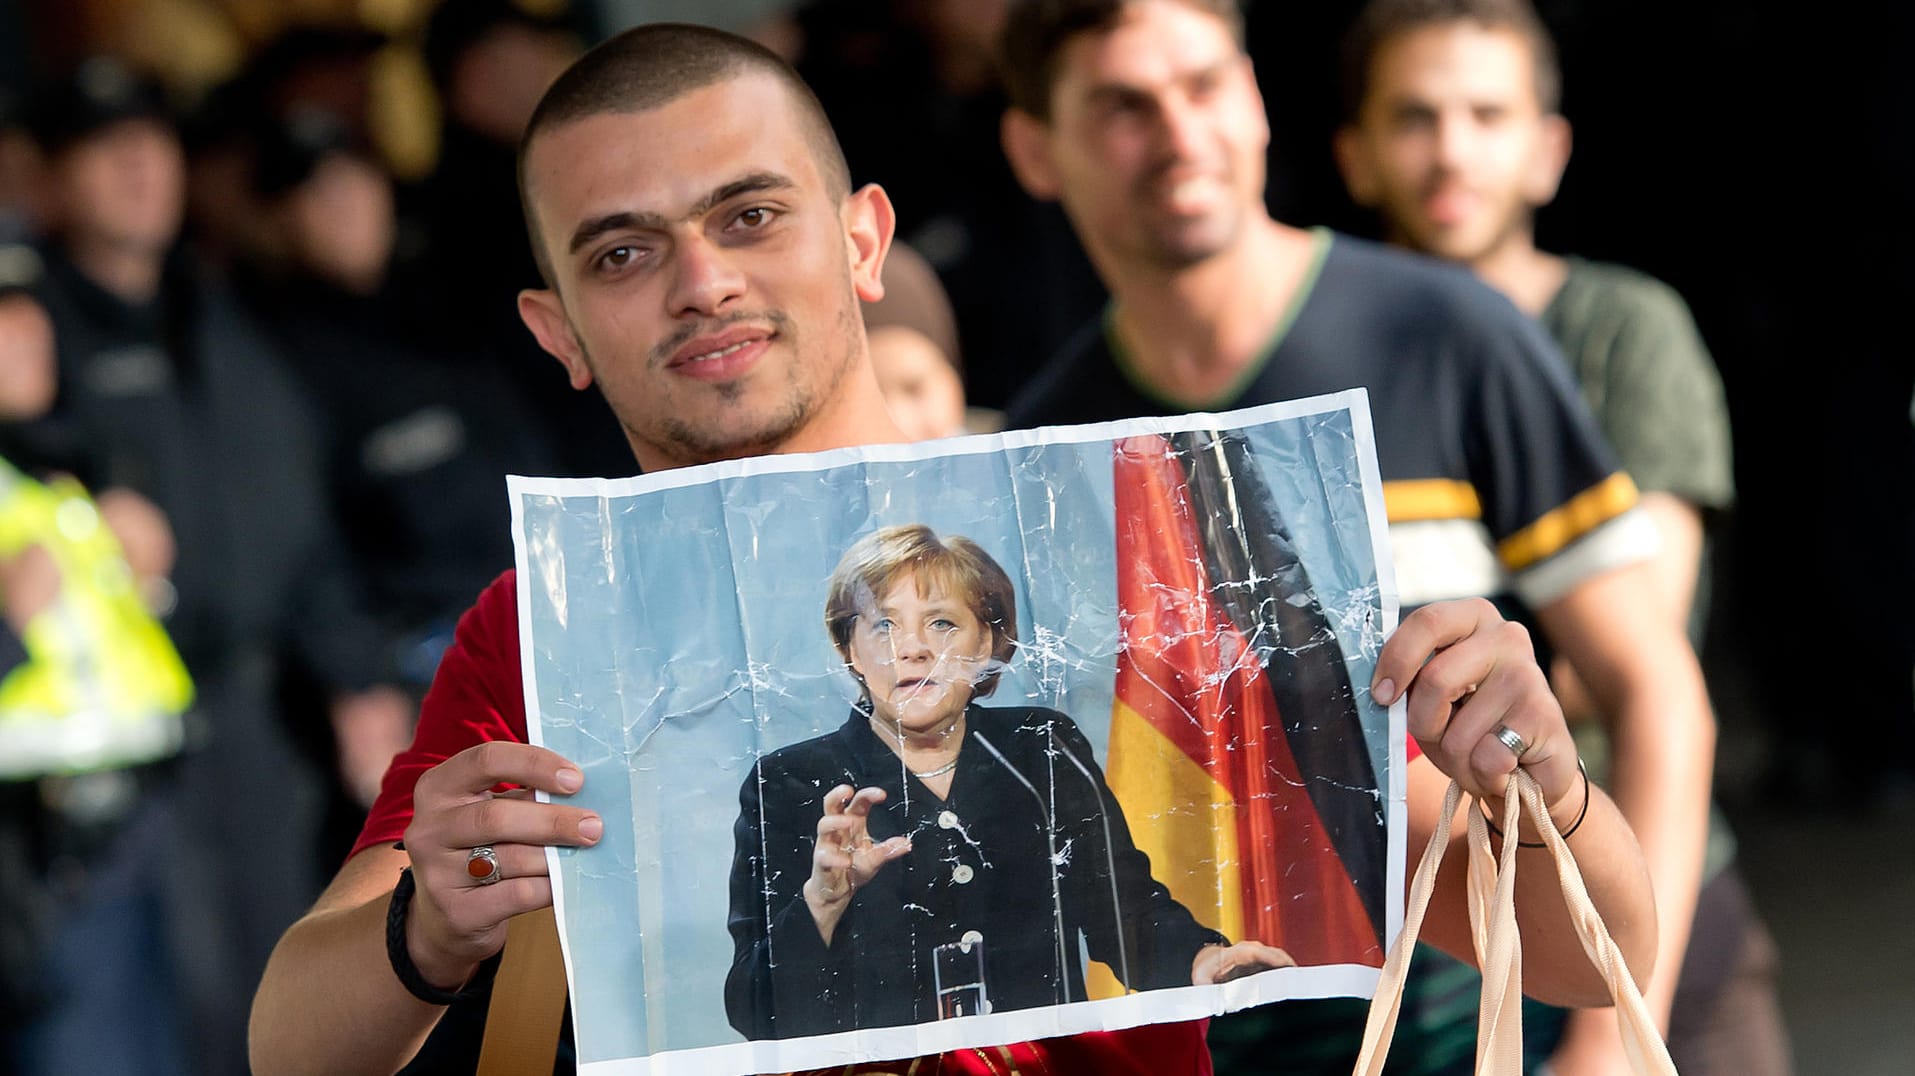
[0,0,1906,1072]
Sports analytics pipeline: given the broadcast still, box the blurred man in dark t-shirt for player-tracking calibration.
[995,4,1718,1070]
[1332,2,1781,1071]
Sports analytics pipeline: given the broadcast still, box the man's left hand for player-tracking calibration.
[1373,598,1581,821]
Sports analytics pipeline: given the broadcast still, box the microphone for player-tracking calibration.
[1048,724,1134,991]
[968,728,1072,1001]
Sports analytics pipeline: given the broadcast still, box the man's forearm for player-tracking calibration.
[249,849,452,1076]
[1539,563,1716,1026]
[1605,673,1714,1026]
[1620,496,1715,1026]
[1412,762,1658,1008]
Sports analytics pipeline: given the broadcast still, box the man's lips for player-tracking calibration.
[667,327,774,381]
[1145,169,1225,215]
[1420,186,1478,227]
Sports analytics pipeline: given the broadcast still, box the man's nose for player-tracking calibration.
[666,233,747,317]
[1157,96,1209,161]
[1433,112,1473,169]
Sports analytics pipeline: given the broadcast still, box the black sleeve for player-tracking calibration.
[1048,715,1225,991]
[0,415,107,491]
[0,623,25,679]
[283,533,392,693]
[1460,303,1629,551]
[723,760,857,1039]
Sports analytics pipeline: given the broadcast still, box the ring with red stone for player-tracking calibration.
[466,845,502,885]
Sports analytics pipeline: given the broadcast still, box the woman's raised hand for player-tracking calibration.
[802,784,913,945]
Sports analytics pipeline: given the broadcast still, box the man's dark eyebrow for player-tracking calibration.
[1083,58,1240,106]
[566,171,799,256]
[1083,81,1153,108]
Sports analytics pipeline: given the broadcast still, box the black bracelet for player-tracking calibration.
[386,867,492,1005]
[1482,758,1591,849]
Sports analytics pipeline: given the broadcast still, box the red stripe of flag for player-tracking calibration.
[1113,434,1380,966]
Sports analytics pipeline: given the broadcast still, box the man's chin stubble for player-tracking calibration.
[654,395,809,465]
[1135,212,1241,271]
[639,301,861,466]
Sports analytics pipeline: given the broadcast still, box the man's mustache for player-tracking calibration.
[649,310,791,368]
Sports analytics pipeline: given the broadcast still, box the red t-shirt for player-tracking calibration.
[355,570,1216,1076]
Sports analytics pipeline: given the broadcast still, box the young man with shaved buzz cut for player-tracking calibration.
[999,1,1714,1071]
[249,23,1658,1076]
[1335,2,1784,1073]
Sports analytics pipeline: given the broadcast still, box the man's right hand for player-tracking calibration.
[398,742,603,991]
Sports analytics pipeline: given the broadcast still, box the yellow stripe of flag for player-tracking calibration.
[1086,698,1245,1001]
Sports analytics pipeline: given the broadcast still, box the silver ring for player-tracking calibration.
[466,845,502,886]
[1491,723,1529,760]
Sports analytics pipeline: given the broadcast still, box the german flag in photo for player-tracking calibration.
[1093,430,1383,992]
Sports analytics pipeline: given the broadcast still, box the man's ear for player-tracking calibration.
[1523,113,1572,207]
[1333,124,1380,207]
[1001,108,1061,201]
[845,182,896,304]
[518,288,593,390]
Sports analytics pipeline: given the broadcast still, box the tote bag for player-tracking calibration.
[1353,772,1678,1076]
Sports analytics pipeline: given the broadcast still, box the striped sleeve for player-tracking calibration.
[1467,307,1660,610]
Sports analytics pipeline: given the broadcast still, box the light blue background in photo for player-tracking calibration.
[515,406,1388,1066]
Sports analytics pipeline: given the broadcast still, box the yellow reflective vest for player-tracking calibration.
[0,461,193,779]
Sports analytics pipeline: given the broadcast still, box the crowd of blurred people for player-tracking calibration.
[0,0,1907,1074]
[0,6,610,1072]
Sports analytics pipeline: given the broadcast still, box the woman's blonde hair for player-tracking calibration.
[824,524,1018,698]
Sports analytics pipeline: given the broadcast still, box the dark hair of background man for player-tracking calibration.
[997,0,1244,119]
[1335,0,1560,120]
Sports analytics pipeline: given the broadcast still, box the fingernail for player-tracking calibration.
[579,815,603,842]
[1373,678,1396,705]
[556,767,583,793]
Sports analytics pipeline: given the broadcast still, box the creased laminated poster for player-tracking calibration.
[509,390,1407,1076]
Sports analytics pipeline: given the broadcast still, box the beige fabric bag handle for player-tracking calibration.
[477,905,569,1076]
[1352,771,1678,1076]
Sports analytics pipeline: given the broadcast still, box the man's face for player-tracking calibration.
[451,25,579,145]
[518,74,888,470]
[1337,23,1565,263]
[1010,0,1270,270]
[53,119,185,255]
[869,327,966,441]
[282,154,395,293]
